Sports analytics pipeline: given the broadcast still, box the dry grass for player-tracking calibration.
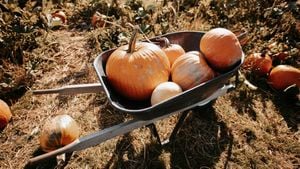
[0,0,300,169]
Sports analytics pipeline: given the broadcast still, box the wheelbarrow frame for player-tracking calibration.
[28,83,235,165]
[27,31,244,165]
[93,31,244,120]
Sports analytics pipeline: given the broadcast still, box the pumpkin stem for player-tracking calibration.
[236,31,248,46]
[127,24,139,53]
[155,37,171,48]
[162,37,171,48]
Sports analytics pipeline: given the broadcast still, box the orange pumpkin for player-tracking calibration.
[91,11,106,28]
[200,28,243,71]
[106,26,170,101]
[268,65,300,90]
[51,10,67,24]
[159,37,185,66]
[243,53,273,76]
[273,52,289,61]
[0,99,12,129]
[39,114,80,152]
[171,51,215,90]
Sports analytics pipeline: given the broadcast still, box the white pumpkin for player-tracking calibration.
[151,82,182,105]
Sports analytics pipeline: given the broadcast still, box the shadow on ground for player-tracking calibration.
[166,105,232,168]
[271,93,300,132]
[99,104,232,169]
[23,100,232,169]
[24,148,73,169]
[230,84,299,132]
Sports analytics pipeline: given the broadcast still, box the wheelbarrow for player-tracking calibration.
[27,31,245,165]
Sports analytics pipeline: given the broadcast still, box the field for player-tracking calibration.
[0,0,299,169]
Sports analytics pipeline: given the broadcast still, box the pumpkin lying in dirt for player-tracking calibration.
[243,52,273,76]
[268,65,300,91]
[39,114,80,152]
[0,99,12,130]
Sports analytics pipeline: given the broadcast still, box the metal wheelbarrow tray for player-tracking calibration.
[93,31,244,120]
[27,31,244,165]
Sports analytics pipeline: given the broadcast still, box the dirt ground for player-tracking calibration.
[0,0,300,169]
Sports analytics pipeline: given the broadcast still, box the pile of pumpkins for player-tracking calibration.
[105,27,243,105]
[243,52,300,91]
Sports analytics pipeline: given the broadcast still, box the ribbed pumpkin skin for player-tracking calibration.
[0,99,12,129]
[200,28,242,71]
[39,115,80,152]
[268,65,300,90]
[171,51,215,90]
[163,44,185,66]
[106,42,170,101]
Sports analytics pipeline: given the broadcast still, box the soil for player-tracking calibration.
[0,0,300,169]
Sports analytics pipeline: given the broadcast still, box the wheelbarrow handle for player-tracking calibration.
[32,83,103,95]
[27,111,182,165]
[27,139,80,165]
[27,83,234,165]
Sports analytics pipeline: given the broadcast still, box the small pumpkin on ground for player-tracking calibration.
[51,10,67,24]
[91,11,107,28]
[243,52,273,76]
[268,65,300,90]
[171,51,215,90]
[200,27,243,71]
[0,99,12,129]
[39,114,80,152]
[105,26,170,101]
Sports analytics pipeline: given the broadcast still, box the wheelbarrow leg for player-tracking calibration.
[146,123,162,145]
[147,110,190,146]
[168,110,190,142]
